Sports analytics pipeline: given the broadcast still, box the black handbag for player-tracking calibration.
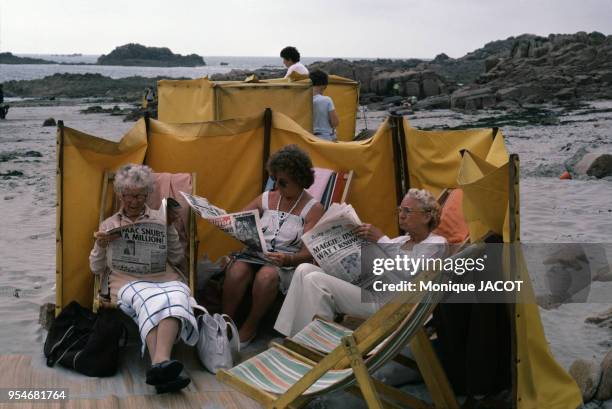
[44,301,127,377]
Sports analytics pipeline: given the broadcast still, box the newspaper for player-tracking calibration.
[107,199,172,275]
[180,192,269,262]
[301,203,367,284]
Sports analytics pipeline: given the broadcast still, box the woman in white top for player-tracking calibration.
[223,145,324,345]
[281,46,309,77]
[275,188,448,337]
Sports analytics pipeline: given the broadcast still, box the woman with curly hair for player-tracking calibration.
[222,145,324,346]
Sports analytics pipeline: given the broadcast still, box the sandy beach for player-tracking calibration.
[0,101,611,405]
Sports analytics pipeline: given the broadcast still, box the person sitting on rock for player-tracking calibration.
[0,84,9,120]
[281,46,309,78]
[309,69,339,141]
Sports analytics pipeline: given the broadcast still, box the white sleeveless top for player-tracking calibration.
[260,191,318,253]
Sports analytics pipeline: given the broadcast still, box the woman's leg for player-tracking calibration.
[275,265,377,337]
[145,327,158,362]
[239,265,279,342]
[222,261,255,318]
[152,317,180,364]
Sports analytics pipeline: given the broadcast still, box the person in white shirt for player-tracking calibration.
[310,69,340,141]
[281,46,309,78]
[274,188,448,337]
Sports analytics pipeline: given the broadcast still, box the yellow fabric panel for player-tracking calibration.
[457,150,509,238]
[157,78,214,123]
[57,121,147,310]
[506,247,583,409]
[405,127,495,196]
[485,130,509,167]
[325,82,359,142]
[145,117,265,261]
[216,83,313,132]
[271,112,400,238]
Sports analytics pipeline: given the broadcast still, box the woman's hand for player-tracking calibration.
[267,252,292,267]
[93,231,119,248]
[352,223,384,243]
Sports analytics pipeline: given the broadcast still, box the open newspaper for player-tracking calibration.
[107,198,176,275]
[301,203,367,284]
[180,192,269,263]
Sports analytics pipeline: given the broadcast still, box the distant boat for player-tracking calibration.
[220,62,229,66]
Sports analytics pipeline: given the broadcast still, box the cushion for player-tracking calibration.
[433,189,470,244]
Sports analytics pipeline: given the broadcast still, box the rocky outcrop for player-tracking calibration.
[451,31,612,109]
[97,43,206,67]
[0,52,55,64]
[597,349,612,401]
[3,73,169,100]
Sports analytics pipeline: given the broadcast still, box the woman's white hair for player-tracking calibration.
[113,164,155,194]
[404,188,441,230]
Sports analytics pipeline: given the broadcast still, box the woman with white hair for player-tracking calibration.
[89,164,195,393]
[274,188,448,337]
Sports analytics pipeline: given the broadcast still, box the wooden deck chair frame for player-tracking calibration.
[217,244,484,409]
[92,170,198,312]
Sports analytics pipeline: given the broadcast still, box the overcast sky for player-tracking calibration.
[1,0,611,58]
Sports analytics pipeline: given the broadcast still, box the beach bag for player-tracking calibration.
[44,301,127,377]
[193,304,239,374]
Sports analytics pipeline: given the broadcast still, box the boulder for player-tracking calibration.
[451,87,494,109]
[39,303,55,330]
[422,78,440,97]
[596,349,612,401]
[587,154,612,179]
[573,153,612,178]
[414,95,451,110]
[42,118,56,127]
[569,359,602,402]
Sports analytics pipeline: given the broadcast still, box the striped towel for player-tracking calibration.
[291,318,353,354]
[228,346,352,395]
[117,280,199,355]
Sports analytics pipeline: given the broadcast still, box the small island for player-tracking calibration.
[97,43,206,67]
[0,52,57,65]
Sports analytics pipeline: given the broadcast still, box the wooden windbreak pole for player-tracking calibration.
[56,121,65,316]
[143,111,151,165]
[397,115,410,194]
[262,108,272,192]
[390,115,404,207]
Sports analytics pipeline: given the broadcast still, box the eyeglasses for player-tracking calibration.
[122,192,148,201]
[271,176,289,188]
[397,206,428,216]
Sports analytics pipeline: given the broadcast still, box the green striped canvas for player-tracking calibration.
[228,346,352,395]
[291,318,353,353]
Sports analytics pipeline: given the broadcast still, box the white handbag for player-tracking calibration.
[192,303,240,374]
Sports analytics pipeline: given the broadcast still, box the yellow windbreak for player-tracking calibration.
[56,121,147,312]
[215,83,313,132]
[271,112,400,238]
[145,117,265,261]
[157,75,359,140]
[404,125,496,197]
[324,75,359,142]
[157,78,215,123]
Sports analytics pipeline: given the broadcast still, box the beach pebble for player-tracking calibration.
[596,349,612,401]
[569,359,602,402]
[42,118,56,127]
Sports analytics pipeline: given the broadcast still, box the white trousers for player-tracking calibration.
[274,263,380,337]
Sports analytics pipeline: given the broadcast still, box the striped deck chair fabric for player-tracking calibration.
[227,346,352,395]
[291,318,352,354]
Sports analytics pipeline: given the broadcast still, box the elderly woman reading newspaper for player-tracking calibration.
[223,145,324,346]
[89,164,196,393]
[274,188,448,337]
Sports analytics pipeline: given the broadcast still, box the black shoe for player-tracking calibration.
[155,375,191,394]
[146,360,184,386]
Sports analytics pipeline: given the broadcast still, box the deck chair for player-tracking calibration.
[265,167,354,209]
[92,170,198,312]
[217,244,485,409]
